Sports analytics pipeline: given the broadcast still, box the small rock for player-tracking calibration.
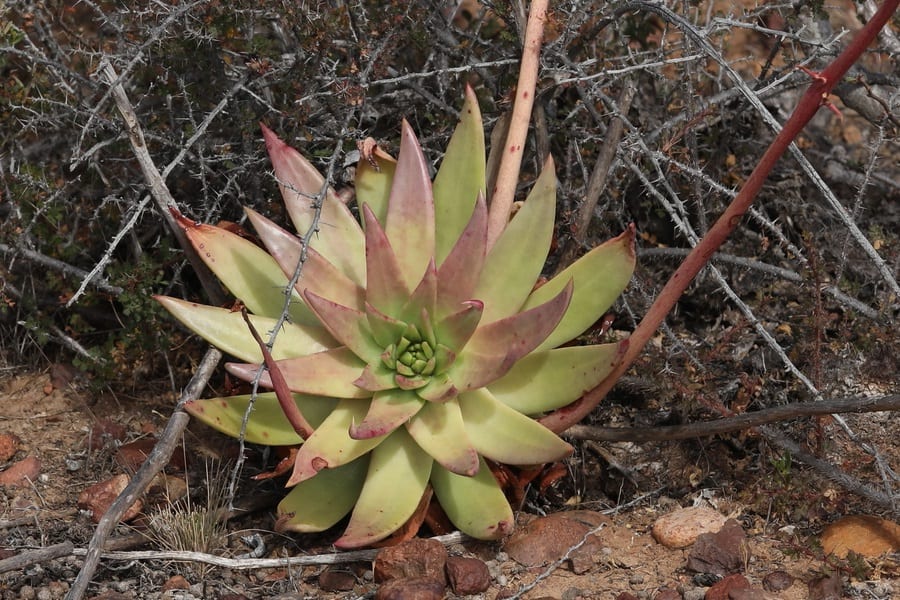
[162,575,190,591]
[652,506,728,548]
[116,438,186,472]
[319,568,357,592]
[0,455,41,487]
[681,588,706,600]
[820,515,900,558]
[686,519,748,576]
[704,573,749,600]
[504,510,610,572]
[375,576,444,600]
[808,572,843,600]
[86,419,128,450]
[445,556,490,595]
[20,586,36,600]
[373,538,447,583]
[616,593,639,600]
[562,587,591,600]
[654,588,680,600]
[762,570,794,592]
[77,474,142,523]
[731,588,775,600]
[0,432,21,461]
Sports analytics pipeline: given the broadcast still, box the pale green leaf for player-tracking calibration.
[406,401,479,476]
[433,86,486,265]
[524,227,635,351]
[182,222,314,324]
[473,161,556,322]
[288,399,387,485]
[384,121,435,289]
[156,296,333,363]
[277,457,368,532]
[335,428,433,548]
[430,456,514,540]
[458,388,573,464]
[184,392,337,445]
[488,344,621,414]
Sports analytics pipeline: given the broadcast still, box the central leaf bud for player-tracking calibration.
[382,321,438,378]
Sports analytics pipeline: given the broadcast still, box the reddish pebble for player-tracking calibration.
[375,576,444,600]
[374,538,447,583]
[705,573,750,600]
[319,568,357,592]
[162,575,190,591]
[445,556,490,595]
[0,455,41,488]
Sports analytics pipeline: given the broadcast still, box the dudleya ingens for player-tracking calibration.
[157,87,634,547]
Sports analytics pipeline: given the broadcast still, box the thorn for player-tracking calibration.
[796,65,827,85]
[796,65,842,120]
[824,99,844,122]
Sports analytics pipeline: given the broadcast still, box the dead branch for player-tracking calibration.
[0,542,74,575]
[486,0,548,248]
[0,243,124,296]
[564,394,900,442]
[66,532,468,571]
[92,61,226,308]
[66,347,221,600]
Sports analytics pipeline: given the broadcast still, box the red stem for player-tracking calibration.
[540,0,900,434]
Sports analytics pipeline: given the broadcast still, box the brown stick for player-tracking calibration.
[0,542,75,574]
[100,63,226,307]
[486,0,548,248]
[564,395,900,442]
[540,0,900,434]
[66,347,222,600]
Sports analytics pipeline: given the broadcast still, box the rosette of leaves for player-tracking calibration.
[156,88,634,548]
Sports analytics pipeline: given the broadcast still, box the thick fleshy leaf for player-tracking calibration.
[458,388,573,464]
[430,457,514,540]
[156,296,333,363]
[245,207,364,311]
[384,121,435,289]
[433,300,483,354]
[364,301,407,349]
[473,158,557,322]
[487,344,622,414]
[288,399,388,485]
[335,428,433,548]
[303,291,381,363]
[436,194,487,317]
[416,372,458,402]
[399,259,437,325]
[277,456,368,533]
[525,227,636,351]
[432,85,486,265]
[184,392,337,445]
[448,281,573,391]
[226,347,369,399]
[180,219,314,324]
[362,205,409,316]
[354,362,397,392]
[261,124,366,285]
[349,389,425,440]
[405,401,479,476]
[355,147,397,227]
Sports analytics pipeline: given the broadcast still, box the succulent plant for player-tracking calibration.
[156,87,634,548]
